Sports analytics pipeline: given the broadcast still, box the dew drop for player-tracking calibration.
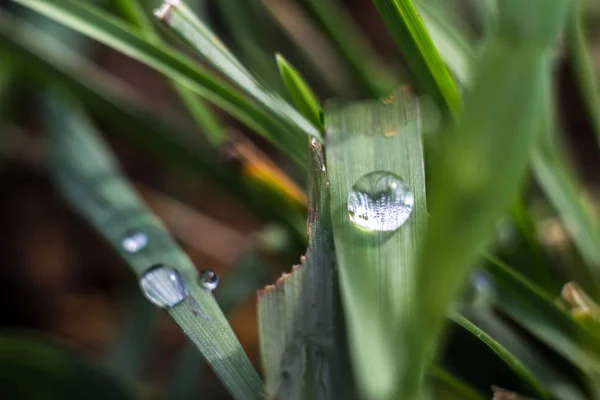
[121,231,148,253]
[139,265,189,308]
[347,171,414,232]
[199,269,219,291]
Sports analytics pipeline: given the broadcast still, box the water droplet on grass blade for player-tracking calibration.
[121,232,148,253]
[348,171,414,232]
[140,265,189,308]
[199,269,219,291]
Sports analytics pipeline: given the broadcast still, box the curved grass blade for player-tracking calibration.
[484,256,600,376]
[258,139,356,400]
[47,99,264,400]
[325,90,426,399]
[276,53,323,131]
[0,11,306,239]
[372,0,462,118]
[156,0,321,150]
[113,0,226,146]
[295,0,397,97]
[0,333,140,400]
[451,313,552,399]
[410,0,570,392]
[12,0,308,164]
[566,0,600,144]
[413,0,476,87]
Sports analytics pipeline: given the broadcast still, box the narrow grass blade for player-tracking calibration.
[0,333,140,400]
[413,0,476,87]
[484,256,600,376]
[532,144,600,287]
[12,0,308,163]
[168,255,273,400]
[566,0,600,143]
[372,0,462,117]
[451,313,550,399]
[0,11,306,239]
[429,367,486,400]
[113,0,226,146]
[258,139,355,399]
[460,309,589,399]
[325,90,426,399]
[156,0,321,150]
[410,0,570,392]
[276,53,323,131]
[295,0,397,96]
[47,99,264,400]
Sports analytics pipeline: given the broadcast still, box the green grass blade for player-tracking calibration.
[156,0,321,149]
[414,0,476,87]
[12,0,307,163]
[0,10,306,239]
[532,144,600,286]
[257,139,355,399]
[168,255,274,400]
[0,333,140,400]
[295,0,397,96]
[566,0,600,143]
[275,53,323,131]
[484,256,600,376]
[325,91,426,399]
[410,0,569,391]
[450,313,550,399]
[47,99,264,400]
[372,0,462,117]
[113,0,226,146]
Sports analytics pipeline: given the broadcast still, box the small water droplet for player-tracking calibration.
[121,232,148,253]
[140,265,189,308]
[199,269,219,291]
[347,171,414,232]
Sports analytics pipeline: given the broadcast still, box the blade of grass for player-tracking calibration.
[112,0,226,146]
[12,0,310,163]
[325,89,426,399]
[484,256,600,377]
[275,53,323,131]
[0,333,140,400]
[0,11,306,239]
[47,98,264,400]
[371,0,462,118]
[257,138,356,399]
[168,255,274,400]
[413,0,476,87]
[450,313,550,399]
[566,0,600,143]
[294,0,397,97]
[155,0,321,149]
[410,0,570,393]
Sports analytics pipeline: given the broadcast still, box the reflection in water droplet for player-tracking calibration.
[121,232,148,253]
[347,171,414,232]
[140,265,189,308]
[199,269,219,291]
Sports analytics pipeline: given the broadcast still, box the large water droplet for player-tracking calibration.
[121,232,148,253]
[199,269,219,291]
[347,171,414,232]
[140,265,189,308]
